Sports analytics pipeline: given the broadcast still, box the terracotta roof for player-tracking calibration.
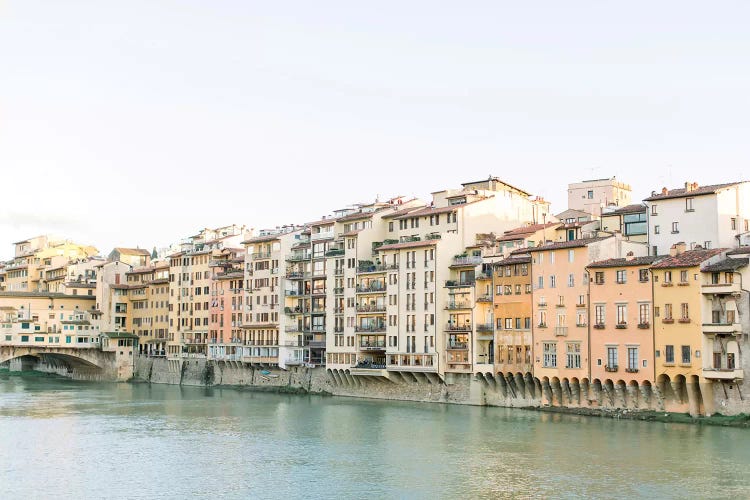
[377,240,438,251]
[336,210,379,223]
[497,223,559,242]
[380,205,428,219]
[604,203,646,215]
[127,267,154,275]
[114,247,151,256]
[393,203,477,220]
[644,182,742,201]
[65,282,96,288]
[242,233,283,244]
[726,247,750,256]
[587,256,660,268]
[650,248,725,268]
[493,255,531,266]
[702,258,748,272]
[342,230,362,237]
[518,236,611,253]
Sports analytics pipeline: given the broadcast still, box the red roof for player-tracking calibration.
[518,236,612,253]
[377,240,438,251]
[644,182,742,201]
[650,248,725,268]
[497,223,559,242]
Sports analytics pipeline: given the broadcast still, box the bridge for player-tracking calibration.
[0,332,138,381]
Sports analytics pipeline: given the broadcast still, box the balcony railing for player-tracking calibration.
[286,253,311,262]
[251,252,271,260]
[356,284,387,293]
[445,324,472,332]
[476,294,493,302]
[475,323,494,333]
[359,340,386,350]
[605,365,618,372]
[554,326,568,337]
[356,304,387,313]
[451,256,483,266]
[444,280,475,288]
[445,302,471,310]
[354,325,386,333]
[447,341,468,350]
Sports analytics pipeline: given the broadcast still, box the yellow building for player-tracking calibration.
[492,255,533,379]
[651,244,724,415]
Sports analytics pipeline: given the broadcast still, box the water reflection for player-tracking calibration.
[1,375,749,499]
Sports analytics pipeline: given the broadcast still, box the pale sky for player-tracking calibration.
[1,1,749,258]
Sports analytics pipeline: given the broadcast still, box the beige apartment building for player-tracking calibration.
[568,177,632,215]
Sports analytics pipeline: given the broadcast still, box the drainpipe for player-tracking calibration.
[650,268,656,383]
[585,266,592,387]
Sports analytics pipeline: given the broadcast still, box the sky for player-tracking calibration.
[1,1,749,258]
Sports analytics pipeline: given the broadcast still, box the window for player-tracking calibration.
[616,304,627,325]
[665,345,674,363]
[550,275,556,288]
[616,270,626,284]
[681,303,689,320]
[671,221,679,233]
[538,276,544,289]
[607,347,618,368]
[704,241,711,249]
[587,190,594,199]
[651,204,658,215]
[731,218,737,230]
[595,272,604,285]
[595,304,605,325]
[543,343,557,368]
[505,318,513,329]
[568,274,574,287]
[664,271,672,283]
[680,270,688,283]
[685,197,694,211]
[639,303,650,325]
[628,347,639,370]
[566,343,581,369]
[539,311,547,327]
[654,225,660,234]
[568,250,574,263]
[639,269,649,282]
[664,303,673,320]
[623,212,647,236]
[681,345,691,364]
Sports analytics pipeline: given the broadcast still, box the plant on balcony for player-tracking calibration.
[615,323,627,329]
[678,318,691,324]
[637,322,650,329]
[538,323,547,328]
[662,318,674,324]
[593,323,605,329]
[605,365,618,372]
[625,368,639,373]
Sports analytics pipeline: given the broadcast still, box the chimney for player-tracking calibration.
[669,242,687,256]
[661,187,668,195]
[625,251,635,262]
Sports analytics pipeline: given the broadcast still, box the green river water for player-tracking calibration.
[0,374,748,499]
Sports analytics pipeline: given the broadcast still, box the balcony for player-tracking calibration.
[445,323,472,332]
[605,365,618,372]
[285,271,306,280]
[701,282,741,295]
[554,326,568,337]
[355,304,386,313]
[702,368,744,380]
[325,248,345,257]
[475,323,494,333]
[354,325,386,333]
[615,323,627,329]
[575,302,587,308]
[445,302,471,310]
[451,255,483,267]
[333,287,344,295]
[311,232,334,242]
[702,323,742,335]
[251,252,272,260]
[356,284,387,294]
[386,353,437,372]
[476,294,493,303]
[357,264,396,274]
[286,252,311,262]
[447,341,469,350]
[593,323,605,329]
[334,268,344,276]
[444,280,475,288]
[637,323,650,329]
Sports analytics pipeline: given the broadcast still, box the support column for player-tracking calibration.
[686,381,701,417]
[700,382,715,416]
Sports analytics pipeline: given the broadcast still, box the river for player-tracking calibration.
[0,374,748,499]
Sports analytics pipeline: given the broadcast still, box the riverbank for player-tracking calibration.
[130,356,750,426]
[532,405,750,428]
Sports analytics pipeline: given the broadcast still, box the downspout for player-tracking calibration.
[650,268,656,383]
[585,266,592,386]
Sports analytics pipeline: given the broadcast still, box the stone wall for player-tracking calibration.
[134,357,749,417]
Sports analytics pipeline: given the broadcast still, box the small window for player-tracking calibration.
[685,198,694,211]
[671,222,679,233]
[654,225,660,234]
[651,204,658,215]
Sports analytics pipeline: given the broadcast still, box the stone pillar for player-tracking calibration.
[700,382,715,416]
[639,384,652,410]
[686,381,701,417]
[541,380,553,405]
[514,373,527,400]
[570,381,581,407]
[670,381,684,404]
[626,385,639,409]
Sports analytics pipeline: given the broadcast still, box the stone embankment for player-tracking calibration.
[134,357,750,421]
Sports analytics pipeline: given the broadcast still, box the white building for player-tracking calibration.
[644,181,750,256]
[567,177,632,215]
